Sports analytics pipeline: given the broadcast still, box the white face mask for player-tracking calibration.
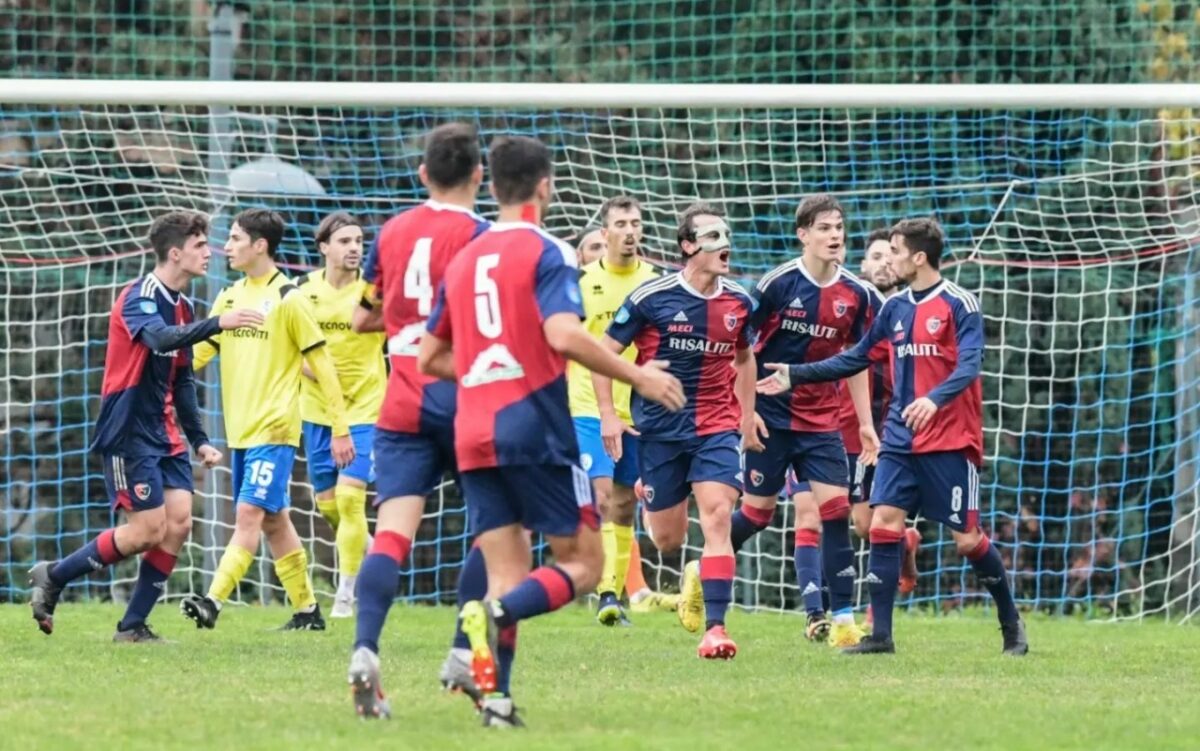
[693,220,732,252]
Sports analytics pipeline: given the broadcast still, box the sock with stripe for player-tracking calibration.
[867,528,904,641]
[730,503,773,553]
[965,535,1020,624]
[700,555,734,630]
[819,496,855,621]
[316,497,340,532]
[354,531,412,654]
[794,529,824,615]
[334,485,369,577]
[274,548,317,613]
[625,535,648,596]
[207,544,254,603]
[494,565,575,627]
[49,528,126,586]
[452,543,488,650]
[117,547,176,630]
[496,625,517,697]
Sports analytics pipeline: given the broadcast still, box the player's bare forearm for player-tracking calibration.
[734,346,758,417]
[417,333,456,381]
[848,369,872,427]
[305,344,351,436]
[590,334,627,418]
[138,317,223,355]
[546,315,641,387]
[352,300,384,333]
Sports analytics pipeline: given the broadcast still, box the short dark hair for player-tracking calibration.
[794,194,844,230]
[149,211,208,262]
[599,195,641,226]
[315,211,361,246]
[866,226,892,247]
[675,201,725,255]
[233,208,286,258]
[890,217,946,268]
[488,135,553,205]
[424,122,481,190]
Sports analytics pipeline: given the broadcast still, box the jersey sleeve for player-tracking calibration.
[360,236,383,309]
[849,285,880,344]
[282,288,326,353]
[605,292,648,348]
[119,287,161,340]
[534,242,584,321]
[925,294,985,407]
[737,293,756,349]
[790,298,891,384]
[748,274,777,332]
[426,281,452,340]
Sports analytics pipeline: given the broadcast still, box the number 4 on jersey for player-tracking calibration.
[404,237,433,315]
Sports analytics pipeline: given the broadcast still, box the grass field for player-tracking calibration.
[2,603,1198,751]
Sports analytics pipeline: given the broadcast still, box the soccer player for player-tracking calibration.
[345,122,490,720]
[576,226,605,266]
[596,202,762,660]
[298,212,386,618]
[418,135,684,726]
[570,195,676,626]
[759,217,1029,656]
[28,211,264,640]
[736,195,880,649]
[179,208,354,632]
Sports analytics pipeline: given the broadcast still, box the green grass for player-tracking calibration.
[1,603,1198,750]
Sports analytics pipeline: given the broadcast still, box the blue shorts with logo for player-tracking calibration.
[462,463,596,537]
[231,445,296,514]
[373,425,457,505]
[847,453,876,504]
[573,416,640,487]
[743,428,848,497]
[102,453,193,512]
[871,450,980,532]
[302,422,376,491]
[638,431,742,513]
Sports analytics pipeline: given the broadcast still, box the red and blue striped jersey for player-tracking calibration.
[606,273,754,440]
[789,280,984,465]
[749,260,880,432]
[427,222,584,471]
[362,199,489,434]
[92,273,220,457]
[838,336,892,453]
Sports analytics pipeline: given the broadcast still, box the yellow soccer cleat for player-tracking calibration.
[829,621,866,649]
[677,561,704,633]
[630,590,681,614]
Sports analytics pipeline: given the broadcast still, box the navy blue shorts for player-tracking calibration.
[461,463,595,537]
[102,453,193,512]
[231,445,296,514]
[847,453,876,504]
[784,468,811,497]
[373,425,457,505]
[743,429,848,497]
[302,422,376,491]
[574,416,640,487]
[871,450,980,532]
[638,431,742,512]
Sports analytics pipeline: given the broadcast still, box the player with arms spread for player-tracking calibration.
[571,195,678,627]
[28,211,263,641]
[418,135,684,727]
[759,217,1028,656]
[345,123,490,720]
[596,202,762,660]
[298,212,386,619]
[179,209,354,632]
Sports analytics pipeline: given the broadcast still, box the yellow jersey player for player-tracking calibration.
[568,196,678,626]
[180,208,354,631]
[299,212,386,619]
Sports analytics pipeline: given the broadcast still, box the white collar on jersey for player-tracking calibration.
[905,280,947,305]
[675,271,726,300]
[144,271,181,305]
[793,257,842,289]
[424,198,484,220]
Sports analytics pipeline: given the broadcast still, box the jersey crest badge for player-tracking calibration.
[926,316,942,334]
[833,299,848,318]
[723,312,738,332]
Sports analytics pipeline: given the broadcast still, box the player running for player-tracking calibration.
[736,195,880,649]
[179,208,354,632]
[418,135,684,727]
[298,212,386,619]
[345,122,490,720]
[759,217,1028,656]
[28,211,264,641]
[596,202,762,660]
[571,195,678,626]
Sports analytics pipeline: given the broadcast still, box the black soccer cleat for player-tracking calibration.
[1000,619,1029,656]
[280,604,326,631]
[841,633,896,655]
[180,594,221,629]
[113,621,167,643]
[28,562,63,636]
[480,695,525,728]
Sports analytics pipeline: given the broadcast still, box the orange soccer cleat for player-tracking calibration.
[697,624,738,660]
[898,527,921,594]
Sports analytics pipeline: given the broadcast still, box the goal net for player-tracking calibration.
[2,83,1199,620]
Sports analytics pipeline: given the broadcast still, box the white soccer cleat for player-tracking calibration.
[331,575,356,619]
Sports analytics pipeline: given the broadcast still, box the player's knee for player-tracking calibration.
[651,523,685,553]
[168,513,193,544]
[954,528,985,558]
[818,495,851,522]
[126,513,167,551]
[794,504,822,532]
[610,492,636,526]
[852,513,871,540]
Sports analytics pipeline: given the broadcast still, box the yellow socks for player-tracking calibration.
[316,497,340,532]
[598,522,634,596]
[274,548,317,612]
[335,484,369,577]
[208,544,254,603]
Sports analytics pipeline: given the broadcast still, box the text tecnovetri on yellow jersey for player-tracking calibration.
[194,270,333,448]
[296,270,385,427]
[567,258,658,422]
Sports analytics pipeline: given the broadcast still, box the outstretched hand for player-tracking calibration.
[756,363,791,396]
